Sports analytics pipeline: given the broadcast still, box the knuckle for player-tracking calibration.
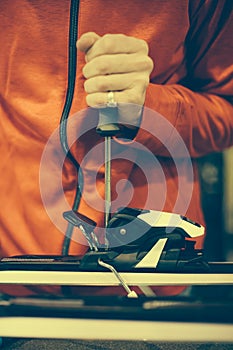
[137,56,154,73]
[135,75,150,89]
[101,34,116,52]
[146,56,154,72]
[95,57,109,75]
[96,77,109,91]
[139,39,149,54]
[115,33,127,41]
[84,76,110,93]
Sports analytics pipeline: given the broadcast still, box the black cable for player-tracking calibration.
[59,0,83,255]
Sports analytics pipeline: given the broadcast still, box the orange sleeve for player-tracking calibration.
[137,0,233,158]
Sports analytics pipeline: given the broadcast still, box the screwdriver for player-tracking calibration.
[96,107,120,229]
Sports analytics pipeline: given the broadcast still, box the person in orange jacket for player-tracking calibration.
[0,0,232,296]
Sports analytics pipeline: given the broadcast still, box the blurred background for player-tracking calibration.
[198,146,233,262]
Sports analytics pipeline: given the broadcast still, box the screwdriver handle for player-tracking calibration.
[96,107,120,137]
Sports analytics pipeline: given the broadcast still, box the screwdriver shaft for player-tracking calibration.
[105,136,111,228]
[97,108,120,236]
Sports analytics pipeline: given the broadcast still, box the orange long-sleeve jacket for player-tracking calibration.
[0,0,232,296]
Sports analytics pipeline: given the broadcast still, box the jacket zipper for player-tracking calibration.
[59,0,80,167]
[60,0,82,255]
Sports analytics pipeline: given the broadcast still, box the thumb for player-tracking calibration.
[76,32,100,53]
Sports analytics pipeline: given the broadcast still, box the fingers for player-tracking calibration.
[83,53,153,78]
[84,72,149,95]
[85,81,148,108]
[84,33,149,62]
[77,32,149,62]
